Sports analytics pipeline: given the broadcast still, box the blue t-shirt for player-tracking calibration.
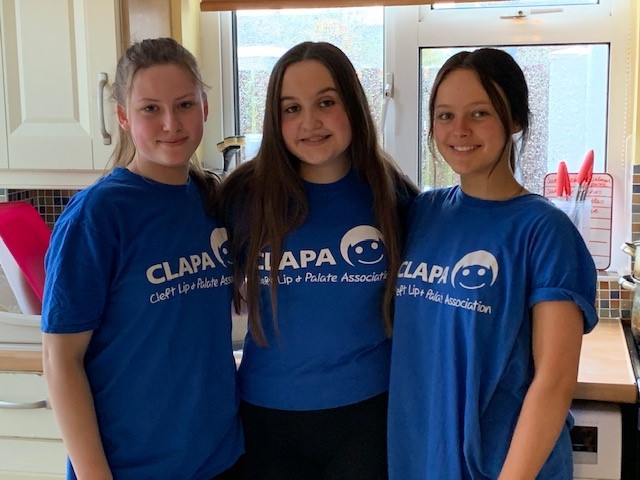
[388,186,597,480]
[42,168,243,480]
[238,169,391,410]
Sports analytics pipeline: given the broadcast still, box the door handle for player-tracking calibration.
[98,72,112,145]
[0,398,51,409]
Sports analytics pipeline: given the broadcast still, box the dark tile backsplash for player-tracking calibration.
[7,189,80,230]
[7,165,640,319]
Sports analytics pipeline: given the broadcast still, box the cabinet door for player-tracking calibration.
[0,372,65,478]
[0,26,7,170]
[0,0,120,171]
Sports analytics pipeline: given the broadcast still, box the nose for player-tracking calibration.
[300,108,321,130]
[163,109,182,132]
[451,116,471,137]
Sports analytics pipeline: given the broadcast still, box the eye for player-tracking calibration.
[436,111,452,121]
[179,101,195,109]
[142,105,159,113]
[472,110,490,118]
[282,104,300,114]
[319,98,336,108]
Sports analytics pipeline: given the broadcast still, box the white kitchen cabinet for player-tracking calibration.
[0,371,65,479]
[0,28,7,170]
[0,0,121,188]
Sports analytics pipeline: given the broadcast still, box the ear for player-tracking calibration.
[511,122,522,135]
[117,104,130,131]
[202,93,209,122]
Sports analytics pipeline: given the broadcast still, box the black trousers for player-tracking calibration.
[238,392,389,480]
[211,456,245,480]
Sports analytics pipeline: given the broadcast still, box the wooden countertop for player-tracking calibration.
[0,345,42,372]
[1,319,638,403]
[574,319,638,404]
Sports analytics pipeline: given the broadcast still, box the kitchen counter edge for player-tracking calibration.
[1,319,638,404]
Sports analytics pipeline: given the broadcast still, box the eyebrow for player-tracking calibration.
[435,100,492,109]
[280,87,338,102]
[135,93,196,103]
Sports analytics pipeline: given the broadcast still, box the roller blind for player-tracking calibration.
[200,1,501,11]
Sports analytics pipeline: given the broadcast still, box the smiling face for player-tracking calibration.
[340,225,385,267]
[349,238,384,265]
[457,264,492,289]
[451,250,499,290]
[280,60,352,183]
[117,63,208,185]
[432,69,511,183]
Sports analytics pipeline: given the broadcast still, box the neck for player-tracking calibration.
[127,160,190,185]
[299,159,351,184]
[460,172,526,201]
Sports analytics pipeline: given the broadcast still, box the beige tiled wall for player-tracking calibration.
[594,164,640,320]
[598,277,632,320]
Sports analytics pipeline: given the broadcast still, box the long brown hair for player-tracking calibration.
[219,42,418,345]
[110,37,217,197]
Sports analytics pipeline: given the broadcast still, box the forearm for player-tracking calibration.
[498,365,577,479]
[43,342,112,479]
[497,300,584,480]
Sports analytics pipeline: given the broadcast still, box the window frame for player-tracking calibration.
[199,0,495,12]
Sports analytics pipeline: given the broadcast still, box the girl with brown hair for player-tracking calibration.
[219,41,418,479]
[387,48,597,480]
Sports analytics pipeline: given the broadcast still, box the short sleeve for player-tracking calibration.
[41,216,117,333]
[527,206,598,333]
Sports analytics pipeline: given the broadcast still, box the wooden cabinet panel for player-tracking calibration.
[0,372,60,439]
[0,25,6,170]
[0,474,63,480]
[0,438,65,478]
[0,372,65,478]
[0,0,119,172]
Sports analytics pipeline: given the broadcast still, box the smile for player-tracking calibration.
[301,135,330,144]
[357,254,385,265]
[159,137,188,146]
[451,145,478,152]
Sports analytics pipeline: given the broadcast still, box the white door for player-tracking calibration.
[0,0,120,171]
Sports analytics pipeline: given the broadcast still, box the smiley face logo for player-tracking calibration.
[340,225,385,267]
[210,228,232,267]
[451,250,498,290]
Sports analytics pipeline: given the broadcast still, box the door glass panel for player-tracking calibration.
[419,44,609,193]
[235,8,384,161]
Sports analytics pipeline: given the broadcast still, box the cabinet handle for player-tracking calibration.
[98,72,112,145]
[0,399,51,409]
